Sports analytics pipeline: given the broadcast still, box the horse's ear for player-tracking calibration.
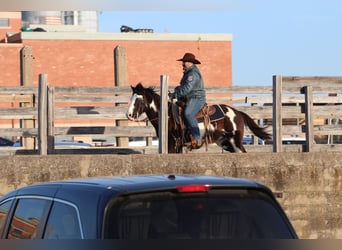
[136,82,144,91]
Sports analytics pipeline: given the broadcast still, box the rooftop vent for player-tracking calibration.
[120,25,153,33]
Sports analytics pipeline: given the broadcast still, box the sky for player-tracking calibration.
[96,0,342,86]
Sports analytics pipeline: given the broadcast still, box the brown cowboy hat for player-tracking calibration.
[177,53,201,64]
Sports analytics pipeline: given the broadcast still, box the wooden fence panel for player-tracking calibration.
[54,126,155,137]
[0,107,37,119]
[272,75,342,152]
[0,88,37,147]
[0,75,341,154]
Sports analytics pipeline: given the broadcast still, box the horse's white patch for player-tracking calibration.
[127,94,141,113]
[126,94,147,121]
[198,122,206,138]
[199,122,217,138]
[208,123,216,132]
[149,99,158,112]
[225,107,237,130]
[229,137,241,153]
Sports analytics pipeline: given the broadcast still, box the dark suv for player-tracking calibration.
[0,175,297,239]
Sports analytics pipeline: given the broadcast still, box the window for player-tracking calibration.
[7,198,50,239]
[0,200,12,235]
[43,201,82,239]
[0,18,9,27]
[104,189,295,239]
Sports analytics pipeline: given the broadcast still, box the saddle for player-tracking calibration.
[195,104,225,123]
[171,102,225,151]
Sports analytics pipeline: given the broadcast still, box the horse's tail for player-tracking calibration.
[239,110,272,140]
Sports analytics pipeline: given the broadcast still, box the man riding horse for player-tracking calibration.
[169,52,206,150]
[127,82,272,153]
[126,53,272,153]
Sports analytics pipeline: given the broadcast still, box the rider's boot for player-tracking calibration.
[189,134,203,149]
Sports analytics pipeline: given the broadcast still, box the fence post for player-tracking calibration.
[159,75,169,154]
[38,74,48,155]
[302,86,314,152]
[114,45,129,147]
[47,86,55,153]
[273,75,283,152]
[20,45,35,149]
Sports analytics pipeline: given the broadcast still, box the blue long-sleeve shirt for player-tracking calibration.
[172,65,206,101]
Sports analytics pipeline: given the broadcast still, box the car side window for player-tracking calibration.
[0,200,12,236]
[43,201,82,239]
[7,198,50,239]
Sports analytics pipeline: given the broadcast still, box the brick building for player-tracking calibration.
[0,12,232,88]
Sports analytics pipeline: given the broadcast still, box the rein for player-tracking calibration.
[148,117,159,122]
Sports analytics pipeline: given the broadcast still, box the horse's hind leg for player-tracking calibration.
[212,130,234,152]
[215,130,240,153]
[233,130,246,153]
[226,131,244,153]
[220,130,246,153]
[220,136,235,152]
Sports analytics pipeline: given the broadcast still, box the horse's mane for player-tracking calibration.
[146,86,157,95]
[135,83,158,96]
[133,83,161,108]
[145,85,158,95]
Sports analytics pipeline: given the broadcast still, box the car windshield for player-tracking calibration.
[104,188,294,239]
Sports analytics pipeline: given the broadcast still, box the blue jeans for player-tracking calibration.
[184,98,206,140]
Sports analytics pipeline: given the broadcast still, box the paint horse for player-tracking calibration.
[126,83,271,153]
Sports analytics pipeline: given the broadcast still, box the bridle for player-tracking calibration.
[129,88,185,153]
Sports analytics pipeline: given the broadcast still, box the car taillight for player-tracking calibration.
[177,184,211,193]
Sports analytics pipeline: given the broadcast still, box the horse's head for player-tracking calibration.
[126,83,158,121]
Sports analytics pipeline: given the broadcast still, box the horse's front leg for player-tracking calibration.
[167,134,183,154]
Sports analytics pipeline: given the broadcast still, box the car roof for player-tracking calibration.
[57,174,263,189]
[1,175,268,199]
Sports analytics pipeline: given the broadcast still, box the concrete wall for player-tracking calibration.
[0,152,341,239]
